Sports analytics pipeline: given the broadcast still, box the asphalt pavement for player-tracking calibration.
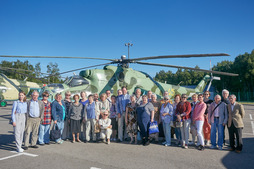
[0,102,254,169]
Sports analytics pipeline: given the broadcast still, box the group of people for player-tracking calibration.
[11,88,245,154]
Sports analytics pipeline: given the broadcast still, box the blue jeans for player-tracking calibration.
[56,120,64,142]
[38,124,50,144]
[211,118,224,147]
[175,127,182,141]
[163,121,171,145]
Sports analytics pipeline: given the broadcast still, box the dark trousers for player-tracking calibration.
[228,122,243,151]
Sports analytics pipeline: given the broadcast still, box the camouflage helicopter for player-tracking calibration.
[0,53,238,102]
[0,67,44,106]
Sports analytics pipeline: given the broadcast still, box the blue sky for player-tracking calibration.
[0,0,254,79]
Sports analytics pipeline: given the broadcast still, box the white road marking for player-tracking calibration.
[0,151,38,161]
[90,167,101,169]
[251,121,254,135]
[250,114,253,120]
[0,153,23,161]
[243,133,254,136]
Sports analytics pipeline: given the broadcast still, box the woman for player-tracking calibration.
[12,91,27,152]
[68,94,83,143]
[150,94,160,143]
[176,94,191,149]
[125,95,138,144]
[192,94,207,151]
[84,94,96,142]
[38,91,51,145]
[137,95,155,146]
[62,91,72,140]
[203,91,213,145]
[160,96,173,146]
[109,95,118,142]
[80,91,88,141]
[99,93,110,117]
[51,93,66,144]
[99,110,112,144]
[173,94,181,146]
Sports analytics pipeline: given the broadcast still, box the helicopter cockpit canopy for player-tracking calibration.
[64,75,89,87]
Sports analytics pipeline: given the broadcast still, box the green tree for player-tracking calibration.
[46,62,61,83]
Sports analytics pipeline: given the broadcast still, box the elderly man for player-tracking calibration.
[227,95,245,153]
[208,95,228,150]
[222,89,230,105]
[134,88,142,106]
[24,91,45,150]
[106,90,112,104]
[117,86,130,142]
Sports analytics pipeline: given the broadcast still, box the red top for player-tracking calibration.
[176,101,191,120]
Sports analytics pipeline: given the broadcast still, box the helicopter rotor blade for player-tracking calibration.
[136,61,239,76]
[0,66,50,75]
[0,68,47,83]
[131,53,230,61]
[0,55,116,61]
[42,62,113,78]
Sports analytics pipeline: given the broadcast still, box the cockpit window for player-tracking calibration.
[65,76,89,87]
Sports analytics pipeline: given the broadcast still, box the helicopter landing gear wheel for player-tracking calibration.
[0,100,7,107]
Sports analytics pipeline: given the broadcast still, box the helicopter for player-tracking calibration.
[0,53,238,102]
[0,68,44,106]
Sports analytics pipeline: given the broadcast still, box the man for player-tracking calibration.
[227,94,245,153]
[106,90,112,107]
[221,89,230,145]
[134,88,142,106]
[24,91,45,150]
[222,89,230,105]
[117,86,130,142]
[147,90,152,102]
[208,95,228,150]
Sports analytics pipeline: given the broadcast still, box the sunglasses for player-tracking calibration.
[181,97,187,98]
[104,114,108,116]
[43,95,49,97]
[204,94,209,95]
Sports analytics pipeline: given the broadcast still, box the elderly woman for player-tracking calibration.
[176,94,191,149]
[160,95,173,146]
[203,91,213,145]
[12,91,27,152]
[125,95,138,144]
[134,88,142,106]
[99,93,110,117]
[150,94,160,143]
[80,91,88,141]
[137,95,155,146]
[192,94,207,151]
[69,94,83,143]
[84,94,96,142]
[62,91,72,140]
[173,94,182,146]
[38,91,51,145]
[99,110,112,144]
[51,93,66,144]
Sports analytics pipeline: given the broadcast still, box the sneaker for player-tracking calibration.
[210,145,217,149]
[189,141,195,145]
[165,144,171,147]
[23,146,28,150]
[107,140,110,145]
[184,144,188,149]
[162,141,167,145]
[218,146,222,150]
[198,145,205,151]
[17,148,24,153]
[30,145,39,148]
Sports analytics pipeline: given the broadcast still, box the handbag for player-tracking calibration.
[149,121,159,135]
[175,121,183,128]
[94,121,100,133]
[50,124,61,140]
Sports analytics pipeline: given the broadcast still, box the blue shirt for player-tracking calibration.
[85,102,95,119]
[117,94,130,115]
[29,100,40,118]
[12,100,27,123]
[80,99,89,106]
[160,103,173,123]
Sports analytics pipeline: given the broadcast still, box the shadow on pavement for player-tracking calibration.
[0,134,16,151]
[221,137,254,169]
